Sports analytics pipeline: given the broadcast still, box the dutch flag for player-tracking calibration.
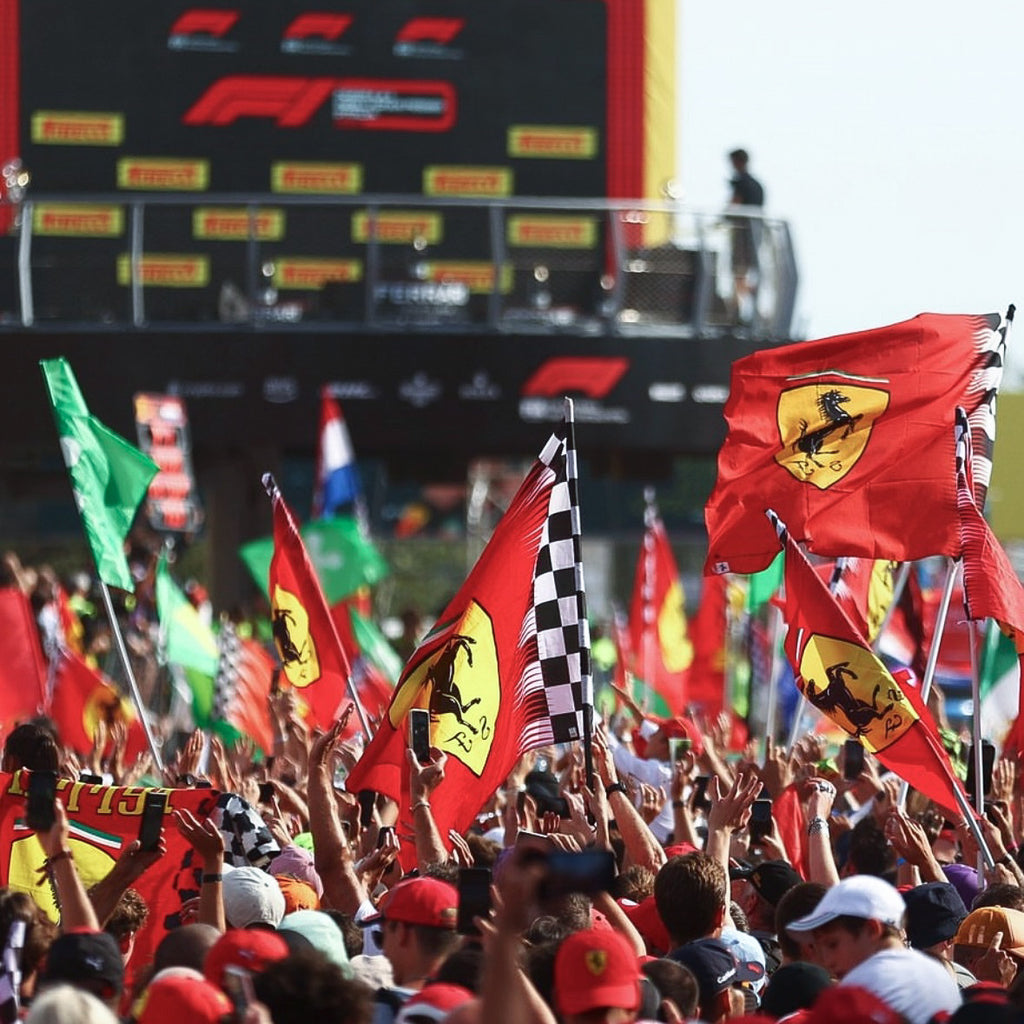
[314,387,363,519]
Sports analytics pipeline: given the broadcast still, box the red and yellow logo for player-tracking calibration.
[798,635,916,753]
[507,216,598,248]
[117,159,209,191]
[352,211,442,245]
[274,258,362,289]
[418,261,513,294]
[271,586,321,688]
[33,204,123,237]
[116,254,209,287]
[423,166,513,197]
[271,162,363,194]
[387,602,500,777]
[192,207,285,240]
[31,111,123,146]
[508,126,597,159]
[775,383,890,489]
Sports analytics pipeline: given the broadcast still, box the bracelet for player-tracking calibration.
[412,800,431,812]
[605,782,628,798]
[47,849,74,868]
[997,854,1014,868]
[671,799,686,809]
[202,873,223,884]
[806,816,828,837]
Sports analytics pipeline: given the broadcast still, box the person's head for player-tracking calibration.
[278,910,350,975]
[0,887,58,997]
[901,882,966,959]
[433,943,483,993]
[253,950,374,1024]
[759,962,831,1019]
[23,984,119,1024]
[221,866,287,929]
[954,906,1024,981]
[654,853,727,947]
[103,886,148,964]
[38,930,124,1010]
[775,882,828,964]
[729,149,750,172]
[2,721,59,772]
[786,876,906,979]
[153,923,221,975]
[203,927,289,991]
[641,958,699,1021]
[668,938,751,1023]
[843,816,897,881]
[732,860,803,932]
[972,883,1024,913]
[131,969,233,1024]
[268,845,323,900]
[395,982,475,1024]
[554,928,641,1024]
[613,866,656,904]
[361,877,460,986]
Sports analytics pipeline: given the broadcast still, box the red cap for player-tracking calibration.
[395,983,475,1024]
[203,928,289,989]
[554,929,641,1016]
[619,896,671,956]
[135,973,233,1024]
[362,877,459,930]
[806,986,903,1024]
[658,716,704,755]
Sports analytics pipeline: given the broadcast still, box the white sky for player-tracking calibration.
[678,1,1023,382]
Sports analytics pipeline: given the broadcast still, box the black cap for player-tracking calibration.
[668,938,758,1001]
[41,929,124,999]
[902,881,967,950]
[732,859,803,908]
[760,961,831,1017]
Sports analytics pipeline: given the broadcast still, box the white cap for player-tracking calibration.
[786,875,905,934]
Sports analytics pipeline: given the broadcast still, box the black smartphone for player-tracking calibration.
[692,775,712,813]
[843,738,865,781]
[257,781,274,804]
[138,791,168,852]
[540,849,617,901]
[78,771,103,785]
[377,824,395,849]
[748,798,773,843]
[456,866,492,935]
[358,789,376,828]
[26,771,57,833]
[410,708,431,765]
[966,741,996,803]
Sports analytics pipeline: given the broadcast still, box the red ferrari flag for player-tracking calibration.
[347,403,592,850]
[264,475,352,731]
[705,311,1010,575]
[0,589,46,728]
[956,407,1024,651]
[772,510,966,817]
[628,494,692,715]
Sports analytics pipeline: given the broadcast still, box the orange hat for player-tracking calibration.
[554,928,641,1016]
[275,875,320,913]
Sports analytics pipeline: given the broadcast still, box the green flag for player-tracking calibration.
[239,514,389,604]
[41,358,158,592]
[747,551,784,612]
[155,557,219,679]
[350,608,404,684]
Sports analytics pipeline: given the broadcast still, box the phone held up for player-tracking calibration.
[748,798,773,844]
[409,707,431,765]
[456,867,492,936]
[843,738,866,781]
[138,791,169,853]
[26,771,58,833]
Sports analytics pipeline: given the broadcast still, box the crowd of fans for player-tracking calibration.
[0,556,1022,1023]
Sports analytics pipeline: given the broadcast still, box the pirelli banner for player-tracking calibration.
[2,1,676,209]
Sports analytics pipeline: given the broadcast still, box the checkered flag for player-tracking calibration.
[529,398,593,745]
[212,618,243,725]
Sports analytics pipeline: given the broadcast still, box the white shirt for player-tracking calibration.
[606,720,674,842]
[842,946,961,1024]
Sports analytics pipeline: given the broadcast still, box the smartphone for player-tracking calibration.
[138,791,168,852]
[410,708,431,765]
[222,964,255,1021]
[26,771,57,833]
[748,798,773,844]
[539,849,617,901]
[843,738,865,781]
[79,771,103,785]
[456,866,492,935]
[515,829,556,857]
[257,781,274,804]
[692,775,712,813]
[966,741,996,804]
[358,789,376,828]
[377,824,395,849]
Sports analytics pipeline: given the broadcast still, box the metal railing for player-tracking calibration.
[0,193,798,338]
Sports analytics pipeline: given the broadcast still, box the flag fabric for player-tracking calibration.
[40,359,158,592]
[48,651,148,760]
[0,590,47,728]
[979,621,1022,748]
[816,558,900,645]
[705,311,1010,575]
[346,403,592,851]
[211,621,276,755]
[0,771,217,995]
[747,553,783,613]
[265,476,352,731]
[772,510,967,817]
[628,496,692,715]
[239,515,388,606]
[313,388,363,519]
[687,573,732,718]
[328,603,395,738]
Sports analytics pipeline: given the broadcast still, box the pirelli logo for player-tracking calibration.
[352,211,442,244]
[33,204,123,237]
[31,111,124,146]
[274,258,363,289]
[508,126,597,159]
[271,162,363,194]
[117,159,209,191]
[507,216,598,248]
[423,166,513,197]
[420,261,513,294]
[116,254,210,287]
[193,207,285,240]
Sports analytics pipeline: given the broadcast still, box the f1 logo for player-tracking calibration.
[522,358,629,398]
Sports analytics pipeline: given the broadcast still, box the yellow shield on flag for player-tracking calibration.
[388,600,500,776]
[271,584,321,687]
[798,634,917,752]
[658,581,693,673]
[775,383,890,489]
